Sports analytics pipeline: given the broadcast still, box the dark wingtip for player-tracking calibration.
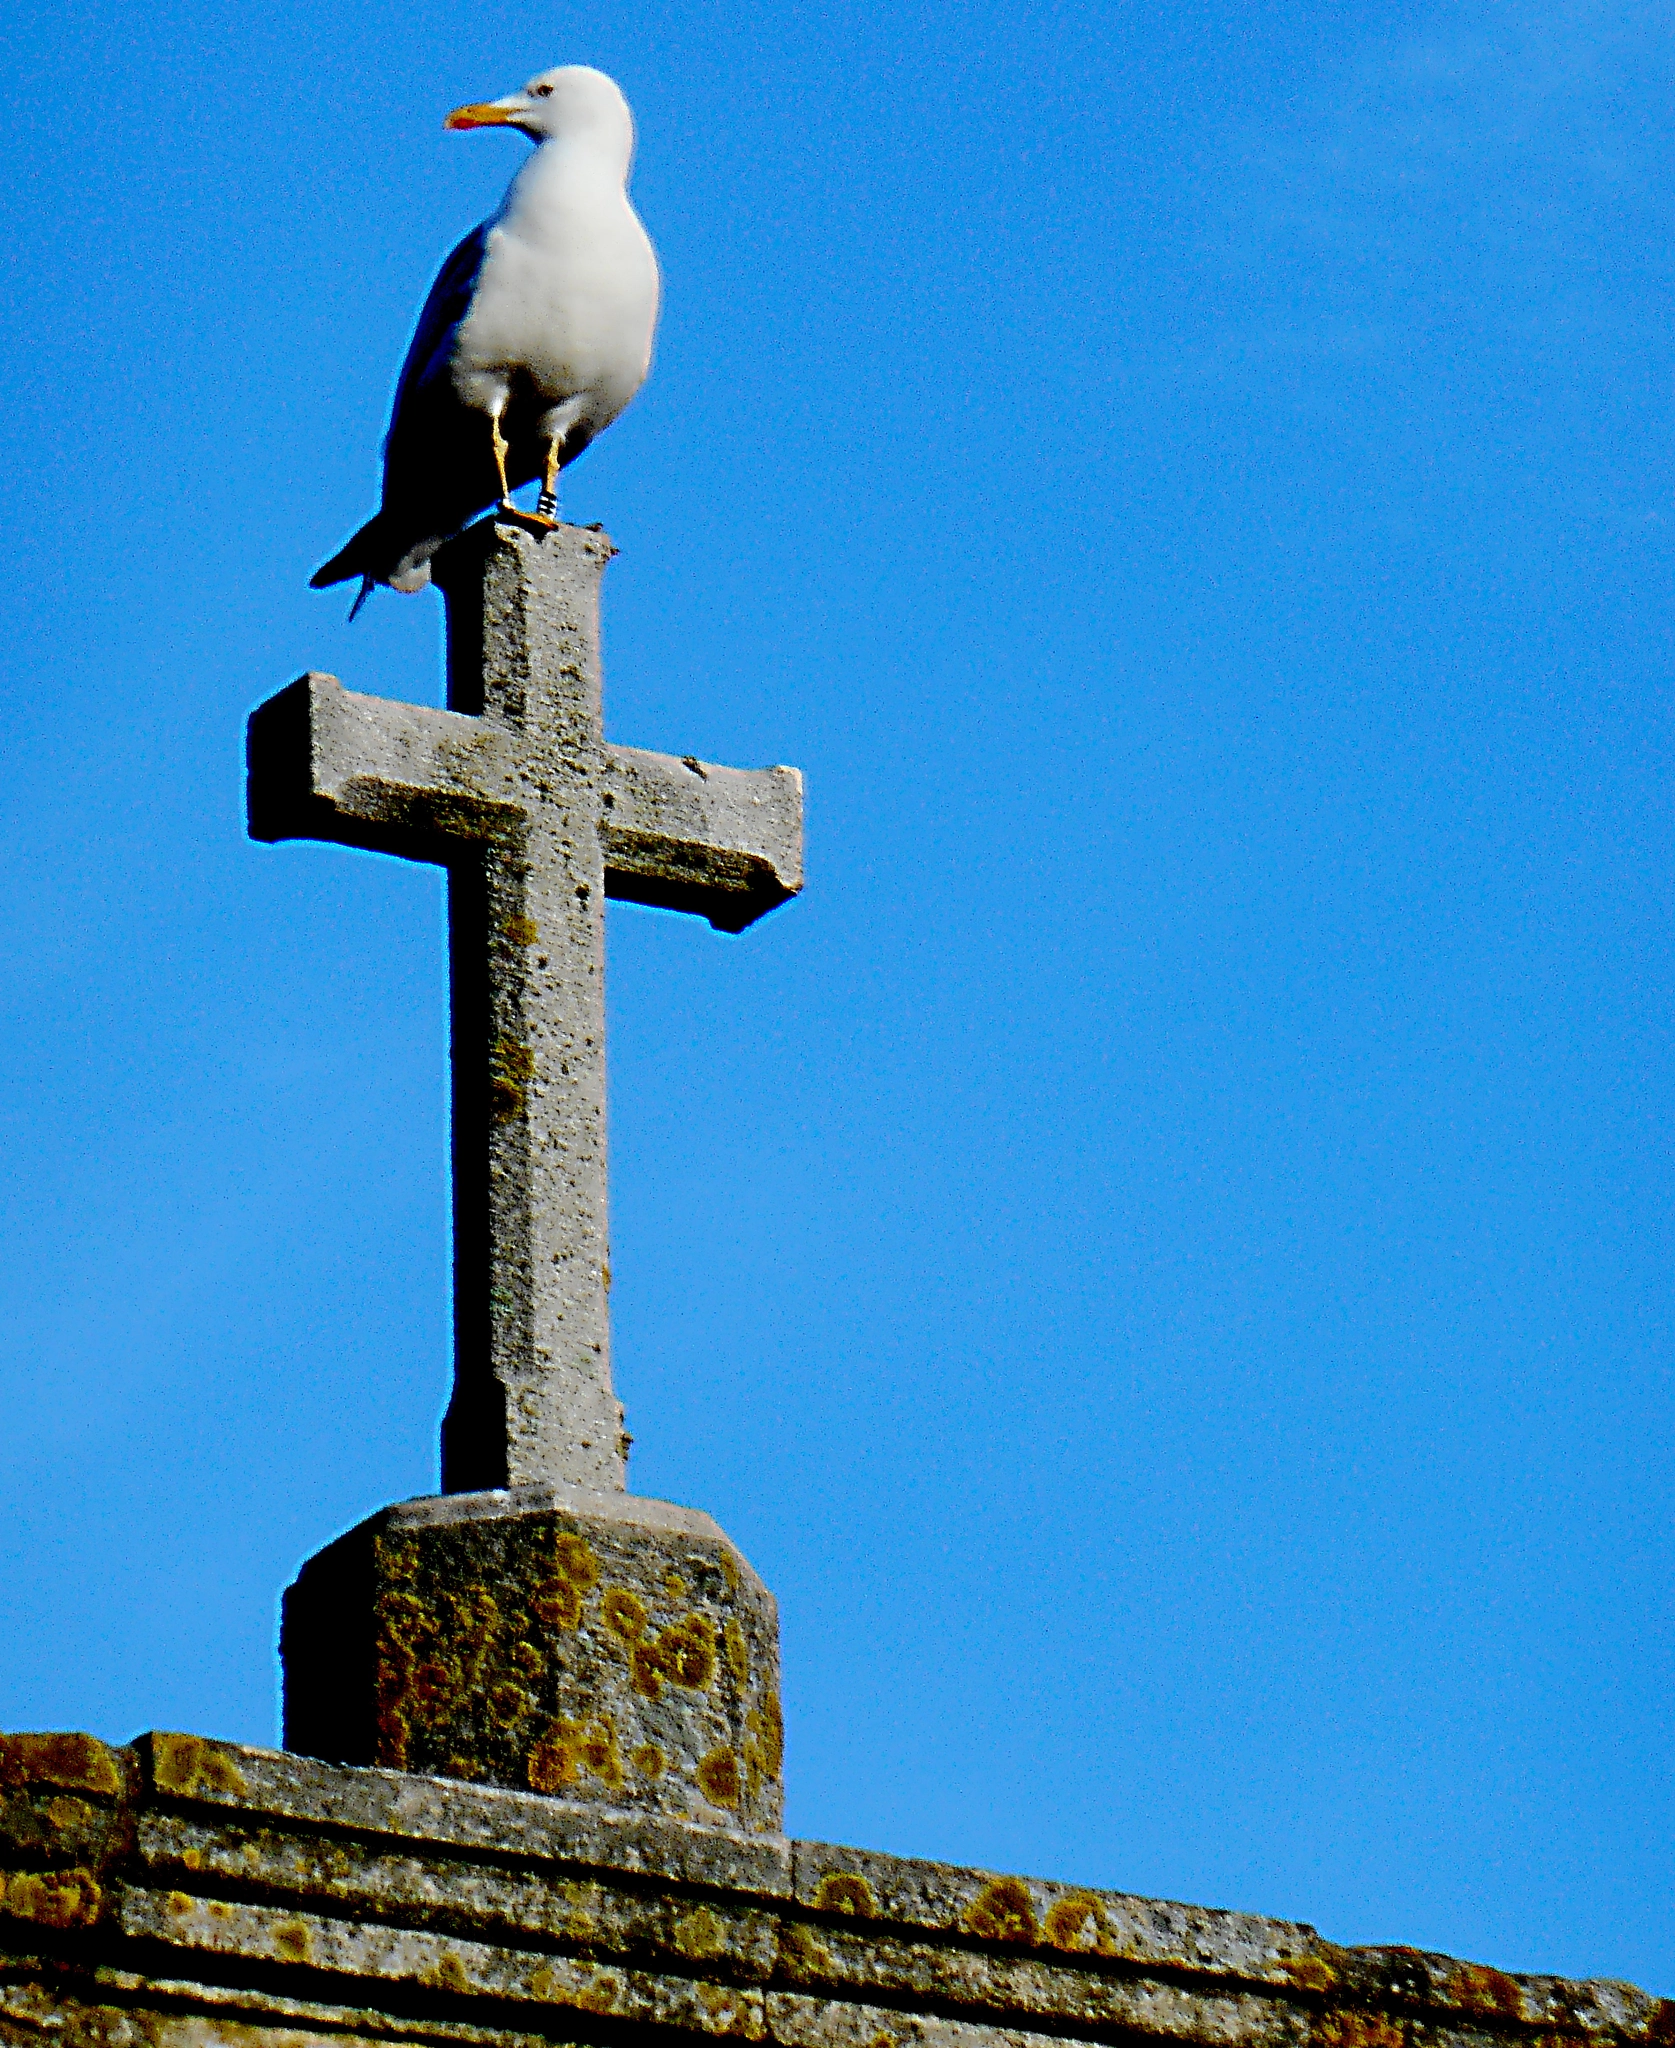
[347,577,375,623]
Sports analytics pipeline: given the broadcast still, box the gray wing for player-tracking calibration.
[387,222,490,432]
[311,220,504,594]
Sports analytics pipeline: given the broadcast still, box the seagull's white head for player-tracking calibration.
[444,65,633,164]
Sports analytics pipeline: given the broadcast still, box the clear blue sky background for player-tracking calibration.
[1,0,1671,1994]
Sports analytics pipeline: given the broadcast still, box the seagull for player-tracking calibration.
[312,66,660,614]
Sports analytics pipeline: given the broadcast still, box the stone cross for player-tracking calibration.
[247,519,802,1500]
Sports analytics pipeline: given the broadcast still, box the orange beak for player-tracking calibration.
[444,100,522,131]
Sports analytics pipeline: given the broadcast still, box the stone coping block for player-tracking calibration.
[2,1729,1668,2048]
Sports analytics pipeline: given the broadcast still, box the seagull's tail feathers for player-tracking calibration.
[310,512,397,594]
[312,513,445,610]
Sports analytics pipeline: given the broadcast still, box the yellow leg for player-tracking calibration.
[535,438,562,523]
[490,412,513,510]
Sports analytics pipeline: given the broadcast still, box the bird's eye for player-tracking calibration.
[532,83,554,96]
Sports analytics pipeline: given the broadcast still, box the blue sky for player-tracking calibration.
[2,0,1672,1994]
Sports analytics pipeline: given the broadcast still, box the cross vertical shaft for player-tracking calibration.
[437,523,620,1495]
[248,515,804,1509]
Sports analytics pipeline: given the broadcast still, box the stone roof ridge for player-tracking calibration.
[4,1726,1671,2048]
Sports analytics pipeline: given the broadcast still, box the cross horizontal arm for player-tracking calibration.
[249,674,805,934]
[248,673,520,860]
[603,746,804,933]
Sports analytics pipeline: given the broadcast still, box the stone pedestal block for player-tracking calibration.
[281,1486,783,1833]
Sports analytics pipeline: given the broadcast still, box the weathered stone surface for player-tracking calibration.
[2,1730,1668,2048]
[793,1841,1317,1978]
[246,517,804,1502]
[283,1489,784,1833]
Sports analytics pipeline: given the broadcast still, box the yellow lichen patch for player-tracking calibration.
[490,1040,536,1122]
[528,1716,623,1795]
[631,1744,666,1780]
[442,1756,485,1782]
[511,1640,546,1679]
[373,1591,431,1768]
[151,1736,247,1800]
[964,1876,1038,1945]
[665,1614,718,1685]
[696,1747,741,1810]
[504,916,539,947]
[374,1705,412,1771]
[165,1891,195,1917]
[573,1718,623,1791]
[383,1583,432,1641]
[208,1900,233,1922]
[697,1981,751,2034]
[632,1614,718,1700]
[42,1796,93,1835]
[566,1908,599,1943]
[1314,2013,1405,2048]
[530,1577,583,1629]
[425,1952,469,1995]
[1450,1966,1525,2018]
[0,1733,123,1798]
[664,1573,688,1602]
[527,1737,573,1794]
[384,1541,421,1582]
[379,1587,426,1637]
[408,1659,460,1721]
[725,1619,750,1687]
[529,1961,621,2019]
[676,1906,727,1959]
[1043,1891,1115,1954]
[776,1923,832,1980]
[812,1873,876,1918]
[718,1550,740,1596]
[552,1533,601,1590]
[272,1918,312,1964]
[602,1588,648,1643]
[743,1692,784,1795]
[1279,1955,1340,1993]
[181,1849,203,1872]
[580,1975,623,2017]
[487,1682,532,1729]
[462,1589,502,1668]
[0,1866,102,1930]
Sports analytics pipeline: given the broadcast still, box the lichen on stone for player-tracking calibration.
[1,1866,102,1929]
[1043,1891,1114,1954]
[528,1715,623,1795]
[963,1876,1038,1944]
[151,1736,247,1801]
[0,1734,122,1799]
[601,1588,647,1643]
[813,1872,876,1918]
[696,1747,740,1809]
[631,1613,717,1700]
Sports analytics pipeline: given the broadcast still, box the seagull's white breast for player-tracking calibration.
[451,145,659,430]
